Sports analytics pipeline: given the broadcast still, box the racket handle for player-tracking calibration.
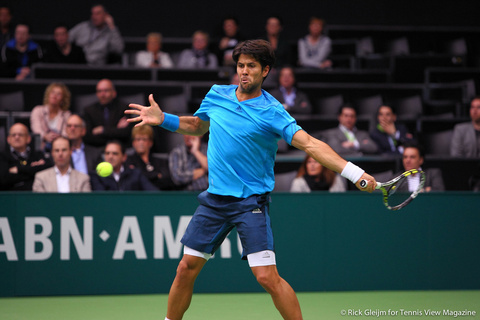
[359,179,381,189]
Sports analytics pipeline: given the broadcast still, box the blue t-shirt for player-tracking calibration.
[194,84,302,198]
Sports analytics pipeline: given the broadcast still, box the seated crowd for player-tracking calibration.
[0,4,479,192]
[0,4,333,79]
[2,75,478,193]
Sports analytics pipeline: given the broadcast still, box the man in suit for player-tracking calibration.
[33,137,91,192]
[82,78,133,147]
[450,97,480,158]
[66,114,102,174]
[397,142,445,192]
[0,123,52,191]
[90,140,157,191]
[370,105,415,155]
[322,105,378,157]
[269,66,312,115]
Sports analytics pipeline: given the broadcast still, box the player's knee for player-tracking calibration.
[176,259,195,279]
[176,257,203,281]
[255,272,281,294]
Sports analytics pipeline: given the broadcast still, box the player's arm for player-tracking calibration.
[291,130,376,192]
[126,94,209,136]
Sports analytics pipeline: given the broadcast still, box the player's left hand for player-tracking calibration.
[126,94,164,127]
[356,173,376,193]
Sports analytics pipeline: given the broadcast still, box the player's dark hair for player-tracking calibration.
[232,39,276,79]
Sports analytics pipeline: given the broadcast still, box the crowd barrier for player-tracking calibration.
[1,192,479,297]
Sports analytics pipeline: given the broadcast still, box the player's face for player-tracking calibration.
[306,157,322,176]
[104,143,125,171]
[236,54,269,95]
[132,134,152,154]
[51,138,72,169]
[470,99,480,123]
[338,108,357,130]
[403,147,423,172]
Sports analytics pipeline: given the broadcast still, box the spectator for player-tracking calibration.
[450,96,480,158]
[260,16,290,68]
[43,24,86,64]
[125,125,177,190]
[297,16,332,69]
[33,136,91,192]
[90,140,157,191]
[69,4,124,65]
[269,66,312,114]
[1,23,43,80]
[0,5,13,49]
[65,114,102,175]
[0,123,52,191]
[169,135,208,191]
[177,30,218,69]
[322,105,378,156]
[217,16,245,66]
[290,154,346,192]
[370,105,415,155]
[397,142,445,192]
[135,32,173,68]
[30,82,72,152]
[82,78,133,147]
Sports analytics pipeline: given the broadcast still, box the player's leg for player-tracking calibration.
[249,254,303,320]
[166,248,211,320]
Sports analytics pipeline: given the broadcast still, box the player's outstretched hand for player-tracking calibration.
[125,94,164,127]
[356,173,377,193]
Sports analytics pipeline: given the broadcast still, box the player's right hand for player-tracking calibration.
[125,94,164,127]
[356,173,376,193]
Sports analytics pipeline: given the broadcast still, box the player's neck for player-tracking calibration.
[235,87,262,102]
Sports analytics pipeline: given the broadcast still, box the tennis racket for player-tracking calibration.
[360,169,426,211]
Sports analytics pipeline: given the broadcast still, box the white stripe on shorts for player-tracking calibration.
[184,246,212,261]
[247,250,276,267]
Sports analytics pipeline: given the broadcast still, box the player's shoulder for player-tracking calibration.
[261,89,285,110]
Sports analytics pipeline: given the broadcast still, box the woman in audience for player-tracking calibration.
[30,82,72,152]
[177,30,218,69]
[291,154,346,192]
[135,32,173,68]
[297,16,332,69]
[125,125,177,190]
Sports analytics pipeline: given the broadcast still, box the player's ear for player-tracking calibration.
[262,65,270,78]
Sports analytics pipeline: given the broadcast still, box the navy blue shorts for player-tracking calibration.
[181,191,274,259]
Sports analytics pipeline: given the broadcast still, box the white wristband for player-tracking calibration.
[341,162,365,184]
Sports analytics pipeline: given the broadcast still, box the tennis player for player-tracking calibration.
[126,39,377,320]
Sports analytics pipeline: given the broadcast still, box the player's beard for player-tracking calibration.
[239,78,261,94]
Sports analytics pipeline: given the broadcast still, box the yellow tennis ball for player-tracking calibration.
[96,162,113,177]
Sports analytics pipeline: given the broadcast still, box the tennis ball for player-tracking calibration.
[96,162,113,177]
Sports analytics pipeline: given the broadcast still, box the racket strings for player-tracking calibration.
[386,176,411,208]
